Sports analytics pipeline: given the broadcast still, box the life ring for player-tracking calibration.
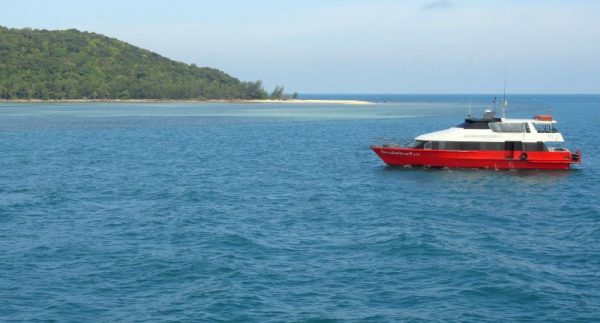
[520,152,528,161]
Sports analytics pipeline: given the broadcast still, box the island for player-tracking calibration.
[0,26,271,101]
[0,26,374,105]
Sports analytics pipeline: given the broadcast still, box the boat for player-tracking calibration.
[371,108,581,170]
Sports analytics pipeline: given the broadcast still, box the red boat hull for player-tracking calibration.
[371,146,580,170]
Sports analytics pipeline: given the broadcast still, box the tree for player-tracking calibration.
[270,85,284,100]
[243,80,268,99]
[0,26,282,100]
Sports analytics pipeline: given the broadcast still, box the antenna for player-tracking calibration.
[502,65,507,119]
[468,100,472,118]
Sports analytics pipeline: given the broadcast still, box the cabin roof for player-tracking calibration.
[502,118,557,124]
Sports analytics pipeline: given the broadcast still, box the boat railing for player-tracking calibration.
[548,147,568,152]
[372,137,413,148]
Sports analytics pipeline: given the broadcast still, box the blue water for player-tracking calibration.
[1,95,599,321]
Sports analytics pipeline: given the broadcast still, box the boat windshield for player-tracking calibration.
[455,121,490,129]
[409,140,426,149]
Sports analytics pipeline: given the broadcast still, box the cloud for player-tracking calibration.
[421,0,454,10]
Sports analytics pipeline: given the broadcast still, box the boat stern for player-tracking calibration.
[571,149,582,163]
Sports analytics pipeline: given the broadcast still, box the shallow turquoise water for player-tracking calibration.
[1,95,599,321]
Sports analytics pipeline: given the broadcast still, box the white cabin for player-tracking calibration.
[412,111,566,151]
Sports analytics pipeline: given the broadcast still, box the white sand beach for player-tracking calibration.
[1,99,375,105]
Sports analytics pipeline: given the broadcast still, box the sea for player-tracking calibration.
[1,94,599,322]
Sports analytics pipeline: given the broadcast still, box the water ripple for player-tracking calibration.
[1,97,599,321]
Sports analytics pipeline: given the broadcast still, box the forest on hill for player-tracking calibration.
[0,26,270,100]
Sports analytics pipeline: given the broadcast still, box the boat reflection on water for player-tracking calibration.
[377,163,576,185]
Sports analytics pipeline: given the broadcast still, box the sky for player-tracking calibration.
[1,0,599,94]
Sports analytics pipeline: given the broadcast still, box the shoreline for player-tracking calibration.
[0,98,375,105]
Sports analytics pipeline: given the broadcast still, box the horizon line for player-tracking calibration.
[300,93,600,95]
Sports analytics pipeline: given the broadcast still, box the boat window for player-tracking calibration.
[423,141,561,151]
[429,141,505,151]
[533,123,559,133]
[489,122,526,133]
[480,142,504,150]
[523,142,546,151]
[504,141,523,151]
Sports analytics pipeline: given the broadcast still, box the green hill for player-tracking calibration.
[0,26,268,100]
